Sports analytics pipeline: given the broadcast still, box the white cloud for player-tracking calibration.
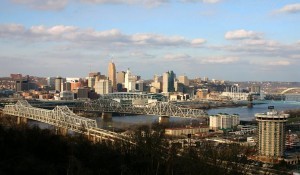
[191,38,206,46]
[225,29,261,40]
[180,0,221,4]
[163,53,192,61]
[0,24,206,48]
[10,0,223,10]
[250,60,290,66]
[276,3,300,14]
[268,61,290,66]
[11,0,68,10]
[80,0,168,7]
[201,56,239,64]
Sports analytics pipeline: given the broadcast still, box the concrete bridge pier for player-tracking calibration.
[88,133,96,143]
[102,112,112,120]
[159,116,170,124]
[17,117,28,125]
[56,127,68,136]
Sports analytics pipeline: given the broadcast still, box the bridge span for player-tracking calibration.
[78,98,208,118]
[2,100,132,143]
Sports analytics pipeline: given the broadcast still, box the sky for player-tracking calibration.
[0,0,300,81]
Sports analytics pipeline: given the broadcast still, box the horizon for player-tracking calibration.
[1,0,300,81]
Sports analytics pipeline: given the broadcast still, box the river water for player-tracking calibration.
[29,101,300,131]
[207,101,300,121]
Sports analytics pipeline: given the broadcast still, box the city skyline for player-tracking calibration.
[0,0,300,81]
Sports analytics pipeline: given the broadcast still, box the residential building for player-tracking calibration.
[255,108,289,160]
[209,113,240,130]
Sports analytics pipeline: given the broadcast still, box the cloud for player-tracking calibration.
[0,24,206,48]
[225,29,261,40]
[163,53,192,61]
[268,60,290,66]
[250,60,290,66]
[10,0,223,10]
[201,56,239,64]
[81,0,169,7]
[191,38,206,46]
[276,3,300,14]
[11,0,68,10]
[180,0,221,4]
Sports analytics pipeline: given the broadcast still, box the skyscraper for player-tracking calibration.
[94,77,112,95]
[116,71,125,84]
[124,68,136,92]
[163,71,175,93]
[178,75,189,86]
[108,61,117,92]
[55,76,63,92]
[256,107,289,161]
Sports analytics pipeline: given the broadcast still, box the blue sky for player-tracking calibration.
[0,0,300,81]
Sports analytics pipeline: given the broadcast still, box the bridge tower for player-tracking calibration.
[159,116,170,124]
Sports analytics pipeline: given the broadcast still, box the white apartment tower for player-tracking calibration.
[209,113,240,130]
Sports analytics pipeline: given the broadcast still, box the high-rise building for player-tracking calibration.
[61,82,71,91]
[47,77,56,89]
[87,77,95,89]
[15,78,29,92]
[94,78,112,95]
[55,76,63,92]
[178,75,189,86]
[124,69,136,92]
[117,71,125,84]
[88,72,100,78]
[136,80,144,92]
[108,61,117,91]
[255,108,289,160]
[150,75,162,93]
[163,71,175,93]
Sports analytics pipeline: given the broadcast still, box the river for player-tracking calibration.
[29,101,300,131]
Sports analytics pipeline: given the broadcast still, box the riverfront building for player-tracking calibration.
[255,108,289,161]
[209,113,240,130]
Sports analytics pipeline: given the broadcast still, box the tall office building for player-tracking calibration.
[255,108,289,160]
[150,75,162,93]
[178,75,189,86]
[15,78,29,92]
[108,61,117,91]
[117,71,125,84]
[47,77,56,89]
[55,76,63,92]
[94,78,112,95]
[125,69,136,92]
[163,71,175,93]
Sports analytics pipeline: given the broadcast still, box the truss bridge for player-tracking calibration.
[78,98,208,118]
[2,100,132,143]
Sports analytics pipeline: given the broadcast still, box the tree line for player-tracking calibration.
[0,116,256,175]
